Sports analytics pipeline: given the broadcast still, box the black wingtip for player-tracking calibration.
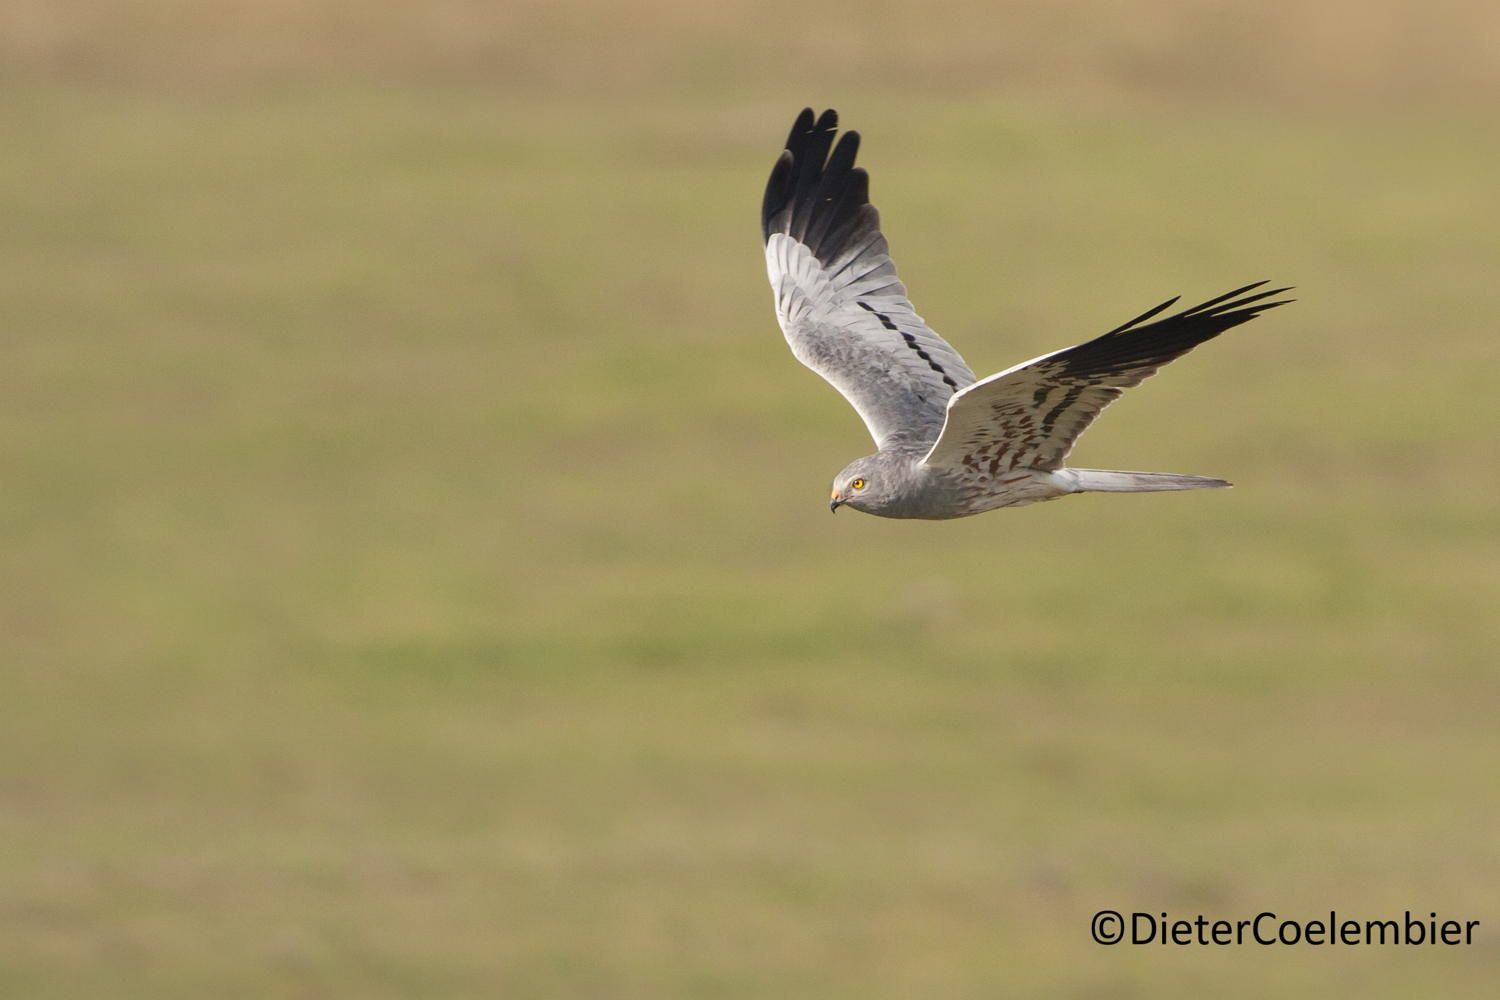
[760,150,795,241]
[1103,295,1182,337]
[1199,283,1294,317]
[787,107,816,143]
[1181,280,1269,315]
[782,108,838,154]
[762,108,876,258]
[1106,280,1296,335]
[1069,280,1294,378]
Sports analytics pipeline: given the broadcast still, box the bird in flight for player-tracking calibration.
[762,108,1290,519]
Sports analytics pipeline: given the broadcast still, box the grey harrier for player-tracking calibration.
[762,108,1289,519]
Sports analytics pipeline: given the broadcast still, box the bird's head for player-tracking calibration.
[829,455,901,515]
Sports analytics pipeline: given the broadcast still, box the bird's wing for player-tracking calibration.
[763,108,976,451]
[921,283,1291,473]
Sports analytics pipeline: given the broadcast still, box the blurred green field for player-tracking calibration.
[4,3,1500,997]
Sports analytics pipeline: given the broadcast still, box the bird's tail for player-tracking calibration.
[1067,469,1231,493]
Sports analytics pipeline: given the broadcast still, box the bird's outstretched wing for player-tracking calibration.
[921,283,1292,473]
[763,108,976,451]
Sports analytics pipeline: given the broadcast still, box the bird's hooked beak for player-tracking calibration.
[829,489,844,513]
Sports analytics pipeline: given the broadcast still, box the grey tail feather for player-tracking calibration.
[1068,469,1231,493]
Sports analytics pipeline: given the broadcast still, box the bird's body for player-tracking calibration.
[761,108,1290,519]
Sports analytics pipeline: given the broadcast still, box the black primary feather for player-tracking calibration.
[1056,282,1295,379]
[761,108,880,267]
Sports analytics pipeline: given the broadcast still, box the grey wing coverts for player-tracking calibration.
[762,108,976,451]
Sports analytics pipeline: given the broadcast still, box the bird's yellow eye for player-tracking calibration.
[850,478,866,490]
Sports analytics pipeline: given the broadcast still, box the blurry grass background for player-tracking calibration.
[4,1,1499,997]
